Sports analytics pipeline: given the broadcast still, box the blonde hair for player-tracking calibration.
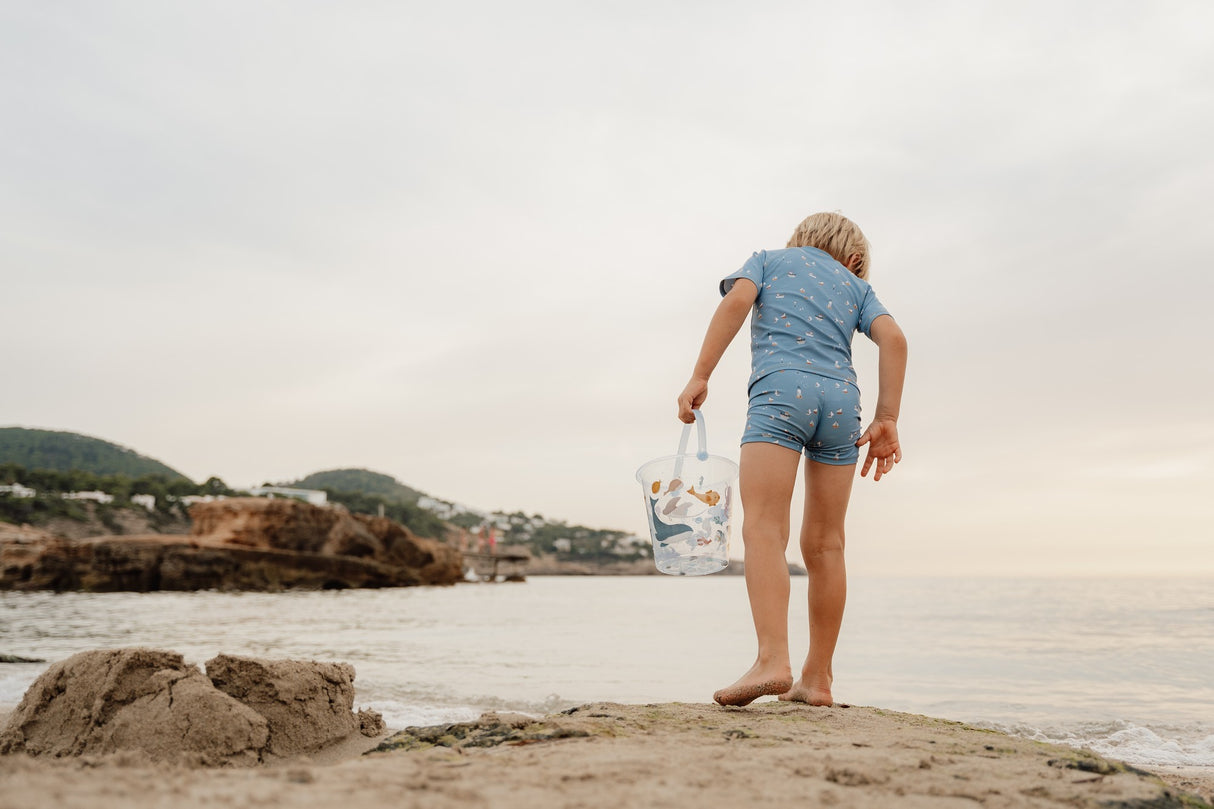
[786,212,871,279]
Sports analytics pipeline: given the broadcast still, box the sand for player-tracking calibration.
[1,701,1210,809]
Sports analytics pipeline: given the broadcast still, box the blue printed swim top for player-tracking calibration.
[720,247,890,393]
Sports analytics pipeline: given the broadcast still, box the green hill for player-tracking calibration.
[287,469,426,503]
[284,469,445,538]
[0,428,191,481]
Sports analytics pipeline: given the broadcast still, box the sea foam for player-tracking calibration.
[981,719,1214,767]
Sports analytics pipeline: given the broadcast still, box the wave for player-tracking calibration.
[363,693,578,732]
[978,719,1214,767]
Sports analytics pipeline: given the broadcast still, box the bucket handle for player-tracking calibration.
[673,409,710,480]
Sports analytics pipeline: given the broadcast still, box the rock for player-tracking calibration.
[373,714,592,753]
[0,649,268,765]
[187,500,462,584]
[189,498,355,554]
[205,654,358,757]
[0,498,462,592]
[0,648,381,766]
[0,534,85,590]
[357,708,386,737]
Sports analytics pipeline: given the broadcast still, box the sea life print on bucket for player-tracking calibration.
[636,411,738,576]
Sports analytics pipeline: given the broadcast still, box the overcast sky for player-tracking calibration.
[3,1,1211,576]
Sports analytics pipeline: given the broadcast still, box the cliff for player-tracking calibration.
[0,498,462,592]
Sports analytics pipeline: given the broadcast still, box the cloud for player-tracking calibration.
[2,0,1212,574]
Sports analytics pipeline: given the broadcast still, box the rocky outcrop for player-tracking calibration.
[0,503,190,543]
[188,499,458,578]
[0,498,462,592]
[0,648,384,766]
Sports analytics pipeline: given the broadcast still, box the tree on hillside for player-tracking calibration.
[201,477,238,496]
[319,488,449,538]
[0,428,191,481]
[287,468,426,504]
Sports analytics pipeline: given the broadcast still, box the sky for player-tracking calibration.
[2,1,1212,576]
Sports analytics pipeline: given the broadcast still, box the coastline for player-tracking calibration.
[2,702,1210,808]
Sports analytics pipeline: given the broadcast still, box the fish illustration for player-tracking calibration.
[653,478,718,524]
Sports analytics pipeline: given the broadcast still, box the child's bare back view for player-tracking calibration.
[677,212,907,707]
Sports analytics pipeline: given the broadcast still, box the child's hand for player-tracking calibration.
[856,418,901,481]
[677,378,708,423]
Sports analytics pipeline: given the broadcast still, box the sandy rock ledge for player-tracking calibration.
[363,702,1213,809]
[0,701,1210,809]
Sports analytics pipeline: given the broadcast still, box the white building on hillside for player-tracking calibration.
[247,486,328,506]
[179,494,223,506]
[418,497,467,519]
[612,534,650,555]
[0,483,36,498]
[131,494,156,511]
[62,490,114,504]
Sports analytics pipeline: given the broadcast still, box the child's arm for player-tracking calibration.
[677,279,758,423]
[856,314,907,481]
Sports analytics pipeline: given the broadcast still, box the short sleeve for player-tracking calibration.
[720,250,766,297]
[857,285,891,337]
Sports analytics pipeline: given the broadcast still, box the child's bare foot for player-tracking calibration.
[778,678,833,706]
[712,663,793,707]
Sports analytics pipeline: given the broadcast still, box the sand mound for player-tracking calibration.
[206,654,361,757]
[0,649,268,765]
[0,648,383,766]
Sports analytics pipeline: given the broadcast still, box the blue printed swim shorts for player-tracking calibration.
[741,370,862,465]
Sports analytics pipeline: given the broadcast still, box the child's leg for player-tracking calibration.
[780,459,855,706]
[713,441,799,707]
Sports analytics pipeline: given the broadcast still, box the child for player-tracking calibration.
[677,212,907,707]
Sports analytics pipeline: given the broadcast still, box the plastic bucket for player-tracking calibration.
[636,410,739,576]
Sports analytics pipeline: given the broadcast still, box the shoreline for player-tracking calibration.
[2,702,1210,808]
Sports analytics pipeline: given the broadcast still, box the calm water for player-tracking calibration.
[1,576,1211,767]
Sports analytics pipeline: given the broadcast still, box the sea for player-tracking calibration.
[1,576,1211,769]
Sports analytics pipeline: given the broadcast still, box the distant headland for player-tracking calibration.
[1,427,655,591]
